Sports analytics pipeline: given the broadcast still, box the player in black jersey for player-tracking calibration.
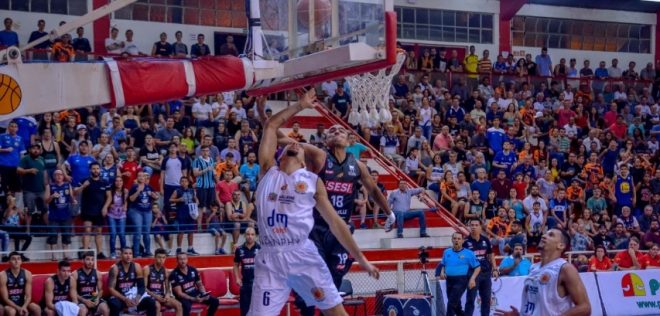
[71,252,109,316]
[43,260,80,316]
[143,248,183,316]
[0,251,41,315]
[292,123,397,316]
[233,227,260,316]
[169,252,219,316]
[106,248,158,316]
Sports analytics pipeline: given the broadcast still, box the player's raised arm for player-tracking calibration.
[258,90,319,176]
[314,177,380,279]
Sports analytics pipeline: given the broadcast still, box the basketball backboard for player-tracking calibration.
[247,0,397,95]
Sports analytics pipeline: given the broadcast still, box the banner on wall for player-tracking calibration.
[434,273,603,316]
[596,270,660,316]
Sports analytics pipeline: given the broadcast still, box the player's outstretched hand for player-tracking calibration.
[299,89,319,109]
[494,306,520,316]
[360,260,380,280]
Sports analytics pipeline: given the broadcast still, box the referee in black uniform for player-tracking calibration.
[233,227,260,316]
[463,219,498,316]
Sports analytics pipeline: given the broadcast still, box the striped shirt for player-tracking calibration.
[192,156,216,188]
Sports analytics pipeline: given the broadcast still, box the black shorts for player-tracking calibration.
[81,214,105,227]
[308,224,355,288]
[0,166,20,192]
[197,187,215,209]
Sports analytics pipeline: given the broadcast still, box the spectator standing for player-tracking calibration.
[122,30,143,56]
[346,133,368,160]
[169,253,219,316]
[534,47,552,77]
[463,46,479,89]
[438,233,480,316]
[233,227,260,316]
[191,34,211,57]
[0,18,19,47]
[45,170,76,261]
[169,177,199,255]
[28,20,50,60]
[77,162,110,259]
[160,143,187,215]
[463,219,497,316]
[172,31,188,57]
[17,144,47,234]
[643,218,660,249]
[219,35,238,56]
[498,243,532,276]
[387,180,429,238]
[0,121,25,193]
[72,27,92,61]
[239,152,260,193]
[151,32,172,57]
[103,177,128,259]
[104,27,124,55]
[192,146,216,230]
[2,195,32,260]
[128,171,159,257]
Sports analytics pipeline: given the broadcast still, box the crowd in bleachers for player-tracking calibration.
[0,17,658,273]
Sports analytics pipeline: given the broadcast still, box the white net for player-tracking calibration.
[347,51,407,127]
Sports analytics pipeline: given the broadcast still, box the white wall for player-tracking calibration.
[0,10,93,48]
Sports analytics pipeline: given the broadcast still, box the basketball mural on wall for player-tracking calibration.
[0,74,22,115]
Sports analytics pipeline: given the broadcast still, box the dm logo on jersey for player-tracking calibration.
[267,209,288,234]
[311,287,325,301]
[294,181,308,194]
[621,273,646,297]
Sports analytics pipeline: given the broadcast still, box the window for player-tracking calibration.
[512,16,651,53]
[114,0,246,28]
[394,6,493,44]
[0,0,86,15]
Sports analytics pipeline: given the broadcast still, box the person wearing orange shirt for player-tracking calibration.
[214,152,240,182]
[640,243,660,269]
[581,152,604,189]
[614,237,643,270]
[588,245,613,271]
[51,33,75,62]
[287,121,305,143]
[566,178,585,204]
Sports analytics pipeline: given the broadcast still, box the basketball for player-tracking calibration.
[297,0,332,29]
[0,74,22,115]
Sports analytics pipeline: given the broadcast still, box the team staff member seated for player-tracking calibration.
[169,252,219,315]
[439,233,481,316]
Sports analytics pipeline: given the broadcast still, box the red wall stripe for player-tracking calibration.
[93,0,111,54]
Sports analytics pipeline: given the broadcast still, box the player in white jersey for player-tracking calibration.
[247,90,379,316]
[495,229,590,316]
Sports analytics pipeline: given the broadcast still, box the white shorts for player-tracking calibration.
[247,240,343,316]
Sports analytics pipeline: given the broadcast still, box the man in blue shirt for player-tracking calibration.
[498,243,531,276]
[534,47,552,77]
[0,18,19,47]
[387,180,429,238]
[239,152,260,192]
[63,141,95,187]
[470,168,491,202]
[439,232,481,316]
[486,117,505,155]
[0,121,25,192]
[492,140,518,176]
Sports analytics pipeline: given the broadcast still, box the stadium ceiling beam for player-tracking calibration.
[499,0,527,54]
[500,0,527,21]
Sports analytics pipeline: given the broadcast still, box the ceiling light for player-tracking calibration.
[642,0,660,2]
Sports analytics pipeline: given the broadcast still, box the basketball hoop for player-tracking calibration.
[347,49,406,127]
